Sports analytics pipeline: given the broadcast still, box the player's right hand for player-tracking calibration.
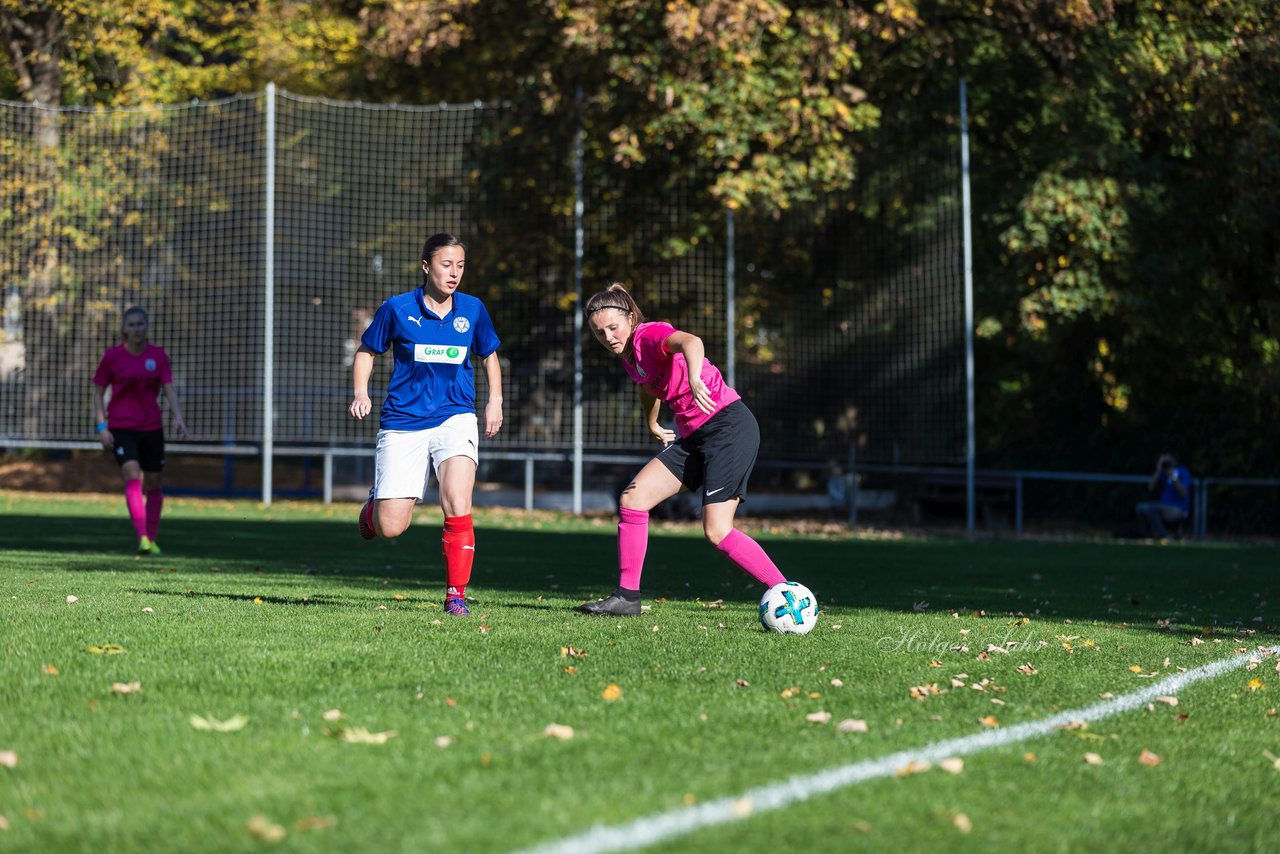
[99,429,115,450]
[649,423,675,445]
[349,394,372,420]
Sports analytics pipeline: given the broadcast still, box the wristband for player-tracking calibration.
[95,421,108,433]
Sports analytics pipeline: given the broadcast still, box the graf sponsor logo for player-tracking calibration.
[414,344,468,364]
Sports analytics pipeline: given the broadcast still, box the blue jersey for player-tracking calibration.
[361,288,500,430]
[1158,465,1192,514]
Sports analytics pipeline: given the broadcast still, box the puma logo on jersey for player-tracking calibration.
[407,316,424,327]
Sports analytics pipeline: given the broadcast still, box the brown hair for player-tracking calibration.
[121,305,148,338]
[584,282,646,326]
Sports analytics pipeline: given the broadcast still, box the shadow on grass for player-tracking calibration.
[3,512,1277,634]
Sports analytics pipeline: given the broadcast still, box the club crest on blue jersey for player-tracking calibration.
[453,317,470,333]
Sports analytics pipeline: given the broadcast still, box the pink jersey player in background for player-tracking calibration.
[578,283,789,616]
[92,306,189,555]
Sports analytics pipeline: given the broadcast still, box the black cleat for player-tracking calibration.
[578,593,641,617]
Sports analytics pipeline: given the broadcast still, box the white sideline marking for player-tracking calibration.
[517,647,1273,854]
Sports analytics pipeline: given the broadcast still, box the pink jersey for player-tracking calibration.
[622,321,741,437]
[92,343,173,431]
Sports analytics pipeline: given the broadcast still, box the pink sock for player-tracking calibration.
[617,507,649,590]
[716,529,786,587]
[124,480,147,539]
[145,487,164,541]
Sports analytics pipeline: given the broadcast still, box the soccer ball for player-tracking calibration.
[759,581,819,635]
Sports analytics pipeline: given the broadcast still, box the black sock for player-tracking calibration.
[613,587,641,602]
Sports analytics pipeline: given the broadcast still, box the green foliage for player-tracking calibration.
[2,0,1278,474]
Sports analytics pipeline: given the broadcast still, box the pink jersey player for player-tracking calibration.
[578,283,791,617]
[92,306,189,556]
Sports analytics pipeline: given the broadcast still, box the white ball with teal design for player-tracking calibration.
[759,581,819,635]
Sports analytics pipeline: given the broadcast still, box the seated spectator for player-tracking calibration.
[1135,453,1191,541]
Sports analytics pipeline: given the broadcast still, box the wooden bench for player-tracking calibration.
[912,472,1016,529]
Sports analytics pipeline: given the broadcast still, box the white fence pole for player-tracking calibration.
[960,77,976,533]
[571,99,585,516]
[262,83,276,507]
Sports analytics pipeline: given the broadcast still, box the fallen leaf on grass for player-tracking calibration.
[1248,678,1265,692]
[321,709,344,722]
[560,646,588,659]
[85,644,125,655]
[109,682,141,695]
[805,711,832,724]
[0,814,9,830]
[837,719,868,733]
[543,723,574,740]
[1017,664,1038,676]
[252,597,264,605]
[1083,752,1104,765]
[910,684,941,701]
[246,815,286,842]
[66,595,78,604]
[830,678,843,688]
[1263,750,1280,770]
[1138,749,1163,766]
[952,813,972,833]
[294,816,336,832]
[325,727,397,745]
[0,751,16,769]
[601,683,622,702]
[978,715,999,728]
[190,714,249,732]
[434,736,453,748]
[1156,696,1178,707]
[895,760,931,776]
[142,607,154,614]
[41,664,58,676]
[939,757,964,774]
[1128,665,1145,673]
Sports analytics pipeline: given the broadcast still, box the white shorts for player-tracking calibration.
[372,413,479,500]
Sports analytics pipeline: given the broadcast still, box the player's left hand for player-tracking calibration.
[172,416,190,440]
[689,378,715,414]
[484,399,503,438]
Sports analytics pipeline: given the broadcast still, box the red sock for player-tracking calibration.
[716,529,786,587]
[618,507,649,591]
[145,486,164,541]
[442,515,474,598]
[124,479,147,539]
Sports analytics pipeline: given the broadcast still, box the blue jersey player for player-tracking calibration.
[349,232,504,616]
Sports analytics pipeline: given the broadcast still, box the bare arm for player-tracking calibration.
[662,330,715,414]
[481,351,504,438]
[639,387,674,444]
[349,346,376,420]
[92,384,114,449]
[162,382,190,439]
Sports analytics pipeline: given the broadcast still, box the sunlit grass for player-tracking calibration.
[1,492,1277,851]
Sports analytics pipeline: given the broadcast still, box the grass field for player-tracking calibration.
[2,491,1278,852]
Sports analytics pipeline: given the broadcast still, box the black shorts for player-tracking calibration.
[655,400,759,506]
[111,428,166,472]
